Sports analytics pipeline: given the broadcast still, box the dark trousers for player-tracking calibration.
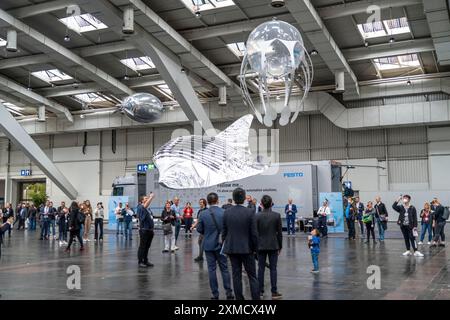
[365,222,375,241]
[318,215,328,237]
[257,250,278,294]
[175,220,181,242]
[228,254,260,300]
[17,218,25,230]
[67,229,83,249]
[400,225,417,251]
[40,219,49,239]
[29,217,36,230]
[205,250,233,299]
[286,215,296,234]
[358,219,365,235]
[346,218,355,239]
[58,223,67,241]
[433,221,446,242]
[197,234,204,258]
[94,218,103,240]
[138,229,154,264]
[184,218,193,234]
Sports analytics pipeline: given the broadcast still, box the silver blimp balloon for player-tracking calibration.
[119,93,164,123]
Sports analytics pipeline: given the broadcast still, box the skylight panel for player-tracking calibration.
[357,17,410,39]
[157,84,173,96]
[181,0,236,12]
[31,69,73,83]
[0,37,6,47]
[73,92,107,104]
[373,54,420,70]
[120,56,155,71]
[227,42,246,57]
[59,13,107,34]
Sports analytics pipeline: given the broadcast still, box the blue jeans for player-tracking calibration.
[311,251,319,271]
[40,219,49,238]
[116,219,124,235]
[286,215,296,234]
[258,250,278,293]
[376,219,385,240]
[29,217,36,230]
[49,220,56,237]
[124,220,133,239]
[420,222,432,242]
[205,250,233,299]
[175,219,181,242]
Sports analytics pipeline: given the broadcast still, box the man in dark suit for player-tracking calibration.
[257,195,283,299]
[222,188,259,300]
[284,198,297,235]
[197,192,234,300]
[221,199,233,210]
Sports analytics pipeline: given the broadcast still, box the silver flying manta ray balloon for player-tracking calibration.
[240,18,313,127]
[153,115,267,189]
[119,93,164,123]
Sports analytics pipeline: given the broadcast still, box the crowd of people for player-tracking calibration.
[343,195,447,257]
[0,188,448,300]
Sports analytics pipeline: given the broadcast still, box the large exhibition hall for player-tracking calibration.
[0,0,450,303]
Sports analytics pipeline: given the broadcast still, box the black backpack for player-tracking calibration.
[443,207,450,220]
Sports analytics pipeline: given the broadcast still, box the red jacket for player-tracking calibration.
[183,207,193,219]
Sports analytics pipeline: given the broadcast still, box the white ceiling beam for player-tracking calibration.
[317,0,422,20]
[284,0,359,95]
[6,0,74,19]
[0,102,78,199]
[0,74,73,121]
[343,38,435,62]
[0,8,134,97]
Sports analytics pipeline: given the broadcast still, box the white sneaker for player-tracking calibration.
[59,241,63,246]
[402,250,412,256]
[414,251,424,257]
[427,241,431,245]
[418,241,423,245]
[174,246,179,250]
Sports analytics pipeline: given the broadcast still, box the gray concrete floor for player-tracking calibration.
[0,228,449,300]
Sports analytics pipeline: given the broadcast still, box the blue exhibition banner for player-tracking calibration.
[108,196,129,230]
[319,192,344,233]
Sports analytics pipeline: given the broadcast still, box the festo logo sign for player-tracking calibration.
[283,172,304,178]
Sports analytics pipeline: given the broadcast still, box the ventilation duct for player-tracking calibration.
[122,6,134,35]
[6,29,17,52]
[423,0,450,65]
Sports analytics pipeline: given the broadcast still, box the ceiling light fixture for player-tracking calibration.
[271,0,285,8]
[406,79,412,86]
[310,49,318,56]
[123,75,129,81]
[389,37,395,43]
[64,34,70,42]
[364,41,369,47]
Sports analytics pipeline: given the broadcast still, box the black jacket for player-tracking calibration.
[222,205,258,254]
[392,202,417,229]
[256,209,282,251]
[68,208,82,231]
[161,209,176,225]
[433,205,446,223]
[221,204,233,210]
[374,202,388,219]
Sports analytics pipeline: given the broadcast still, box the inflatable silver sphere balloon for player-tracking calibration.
[240,19,313,127]
[246,19,305,77]
[120,93,164,123]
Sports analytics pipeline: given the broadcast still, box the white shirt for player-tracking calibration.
[318,206,331,216]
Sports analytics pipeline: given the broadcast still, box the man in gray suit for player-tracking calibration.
[197,192,234,300]
[256,195,283,299]
[222,188,260,300]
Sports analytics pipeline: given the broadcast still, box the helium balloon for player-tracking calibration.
[240,18,313,127]
[120,93,164,123]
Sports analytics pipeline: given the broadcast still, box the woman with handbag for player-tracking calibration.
[363,201,377,244]
[161,201,176,253]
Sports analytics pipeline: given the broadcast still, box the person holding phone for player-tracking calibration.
[392,195,424,257]
[137,192,155,268]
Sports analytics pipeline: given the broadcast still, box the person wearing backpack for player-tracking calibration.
[65,201,84,252]
[392,195,423,257]
[431,198,447,247]
[363,201,377,244]
[196,192,234,300]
